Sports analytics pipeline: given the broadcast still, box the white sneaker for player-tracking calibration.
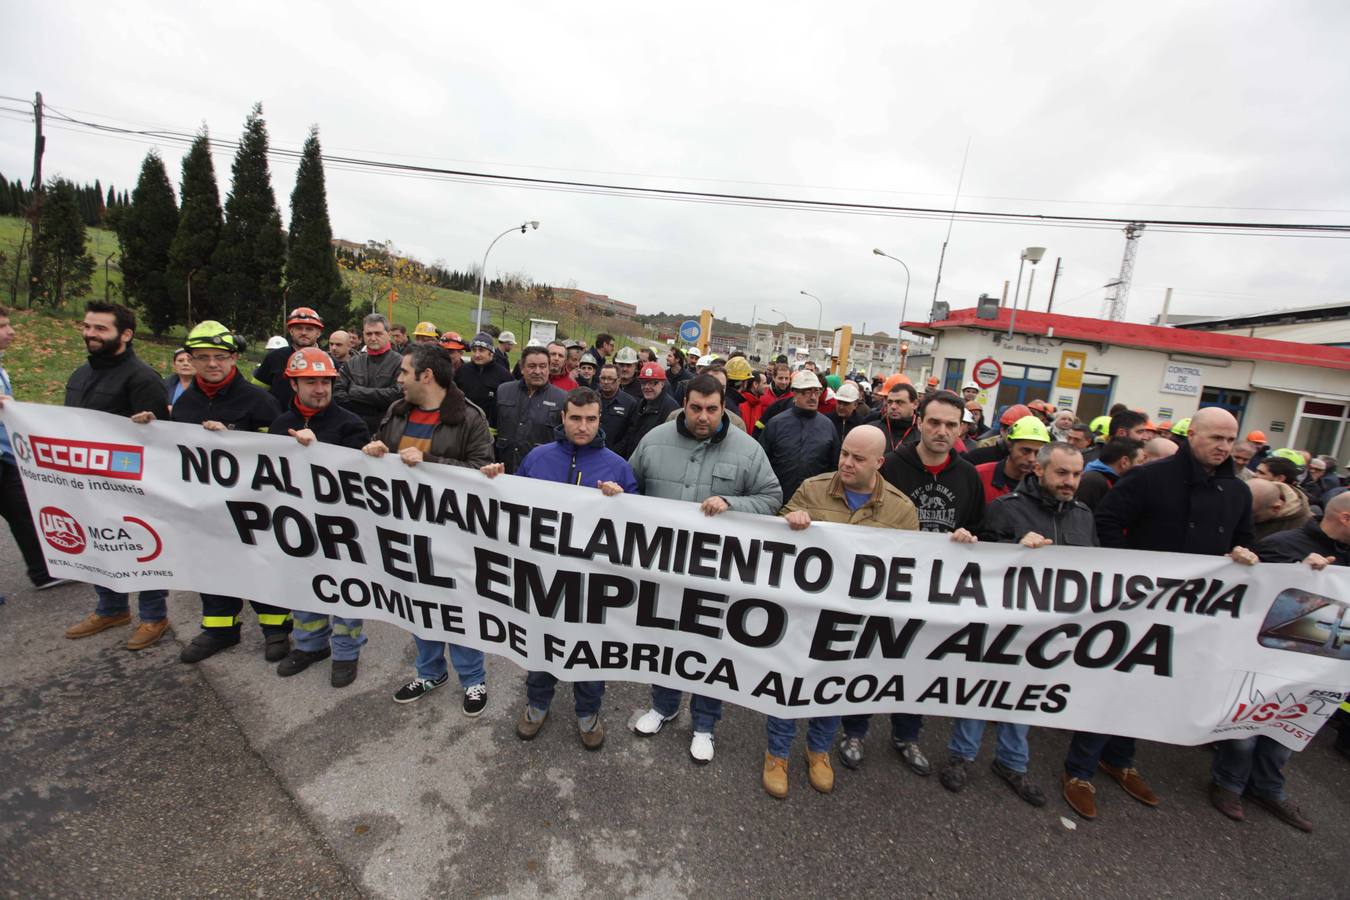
[632,708,677,735]
[689,731,715,764]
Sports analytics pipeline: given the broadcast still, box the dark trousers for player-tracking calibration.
[200,592,292,636]
[0,460,51,585]
[1064,732,1136,780]
[526,671,605,717]
[841,713,923,743]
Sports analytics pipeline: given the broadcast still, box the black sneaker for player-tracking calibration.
[393,673,449,703]
[940,757,971,793]
[839,736,865,770]
[180,631,240,664]
[330,659,358,689]
[276,646,331,677]
[463,683,488,717]
[991,759,1048,807]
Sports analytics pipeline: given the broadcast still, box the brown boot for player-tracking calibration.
[1209,784,1244,821]
[1099,762,1159,806]
[763,753,789,799]
[1062,772,1097,819]
[806,750,835,794]
[65,612,131,639]
[126,619,169,651]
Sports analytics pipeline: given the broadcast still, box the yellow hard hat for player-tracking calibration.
[1007,415,1052,443]
[412,321,439,339]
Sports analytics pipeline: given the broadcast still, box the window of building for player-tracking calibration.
[994,363,1056,410]
[1199,387,1249,429]
[942,358,965,392]
[1074,373,1116,424]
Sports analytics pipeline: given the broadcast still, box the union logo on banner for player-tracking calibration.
[29,435,144,481]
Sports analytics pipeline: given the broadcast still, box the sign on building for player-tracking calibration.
[1161,362,1204,397]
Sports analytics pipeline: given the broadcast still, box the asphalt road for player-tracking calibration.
[3,529,1348,899]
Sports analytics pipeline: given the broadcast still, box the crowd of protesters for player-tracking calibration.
[1,301,1347,830]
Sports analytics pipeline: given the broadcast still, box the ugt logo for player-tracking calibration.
[29,435,144,481]
[39,506,86,554]
[1257,588,1350,661]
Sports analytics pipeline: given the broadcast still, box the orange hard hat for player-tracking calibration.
[926,376,939,387]
[1246,430,1267,443]
[1000,403,1032,426]
[286,307,324,329]
[637,362,667,381]
[284,347,338,379]
[880,373,912,394]
[439,331,465,351]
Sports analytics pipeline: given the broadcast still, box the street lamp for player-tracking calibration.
[1006,246,1046,340]
[872,248,911,370]
[799,290,824,362]
[770,307,789,357]
[475,220,539,334]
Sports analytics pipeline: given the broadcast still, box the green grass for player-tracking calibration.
[0,215,125,309]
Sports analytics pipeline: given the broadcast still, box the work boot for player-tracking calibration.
[1062,772,1097,820]
[65,612,130,639]
[126,619,169,651]
[578,714,605,751]
[806,750,834,794]
[991,759,1047,807]
[893,740,932,776]
[263,632,291,663]
[940,757,971,793]
[276,646,331,677]
[180,631,240,664]
[517,706,548,741]
[1248,794,1313,832]
[330,659,358,689]
[1099,762,1159,806]
[763,753,789,799]
[1209,784,1244,821]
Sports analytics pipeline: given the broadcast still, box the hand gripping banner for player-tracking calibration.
[6,401,1350,750]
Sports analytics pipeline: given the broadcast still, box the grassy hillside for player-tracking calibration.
[0,215,125,309]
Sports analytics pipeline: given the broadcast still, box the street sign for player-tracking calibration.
[973,357,1002,388]
[678,319,702,343]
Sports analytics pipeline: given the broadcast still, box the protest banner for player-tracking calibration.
[5,401,1349,750]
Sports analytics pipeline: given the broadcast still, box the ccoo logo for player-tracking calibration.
[39,506,86,554]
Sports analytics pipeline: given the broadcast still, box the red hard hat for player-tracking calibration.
[286,307,324,329]
[637,362,667,381]
[1000,403,1032,426]
[284,347,338,379]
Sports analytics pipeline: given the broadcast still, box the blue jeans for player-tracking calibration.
[948,719,1030,773]
[293,610,367,661]
[652,685,722,733]
[94,584,167,623]
[526,671,604,717]
[1063,732,1136,780]
[841,713,923,743]
[766,715,841,758]
[1211,736,1291,800]
[413,636,484,687]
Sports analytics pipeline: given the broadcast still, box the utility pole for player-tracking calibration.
[1046,257,1062,313]
[28,92,45,304]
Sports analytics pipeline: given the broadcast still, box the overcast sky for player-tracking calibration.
[3,1,1348,337]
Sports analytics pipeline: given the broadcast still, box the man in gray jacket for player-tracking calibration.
[627,373,782,765]
[335,314,403,436]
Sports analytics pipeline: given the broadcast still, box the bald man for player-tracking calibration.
[764,424,919,797]
[327,330,354,365]
[1142,436,1177,462]
[1249,477,1311,541]
[1068,407,1256,819]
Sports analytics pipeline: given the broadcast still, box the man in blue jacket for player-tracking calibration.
[481,386,637,750]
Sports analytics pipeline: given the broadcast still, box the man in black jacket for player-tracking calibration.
[1075,437,1144,511]
[334,314,403,436]
[142,321,292,665]
[865,380,918,453]
[596,363,638,458]
[252,306,324,408]
[62,302,172,650]
[843,391,982,774]
[760,369,840,503]
[454,332,511,428]
[621,361,680,457]
[269,348,370,688]
[1209,494,1350,833]
[1077,407,1257,815]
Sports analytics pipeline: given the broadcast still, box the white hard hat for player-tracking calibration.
[835,381,862,403]
[497,331,516,344]
[265,335,288,350]
[791,370,822,390]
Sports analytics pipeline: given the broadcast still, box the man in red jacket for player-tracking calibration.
[975,416,1050,503]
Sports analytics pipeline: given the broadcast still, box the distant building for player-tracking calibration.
[1162,300,1350,348]
[554,288,637,319]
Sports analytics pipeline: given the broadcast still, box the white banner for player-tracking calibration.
[6,401,1350,750]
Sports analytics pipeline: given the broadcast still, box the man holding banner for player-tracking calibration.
[766,424,918,798]
[628,373,782,764]
[363,343,497,715]
[485,386,638,750]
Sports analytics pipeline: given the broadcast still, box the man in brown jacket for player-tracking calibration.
[762,425,918,798]
[362,343,497,716]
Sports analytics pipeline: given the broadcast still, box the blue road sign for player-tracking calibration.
[679,319,702,343]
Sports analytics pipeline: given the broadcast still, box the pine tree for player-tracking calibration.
[168,130,223,325]
[29,178,95,307]
[118,151,180,334]
[209,104,285,337]
[285,126,351,330]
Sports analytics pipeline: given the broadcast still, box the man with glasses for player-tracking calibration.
[596,362,637,458]
[760,370,840,503]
